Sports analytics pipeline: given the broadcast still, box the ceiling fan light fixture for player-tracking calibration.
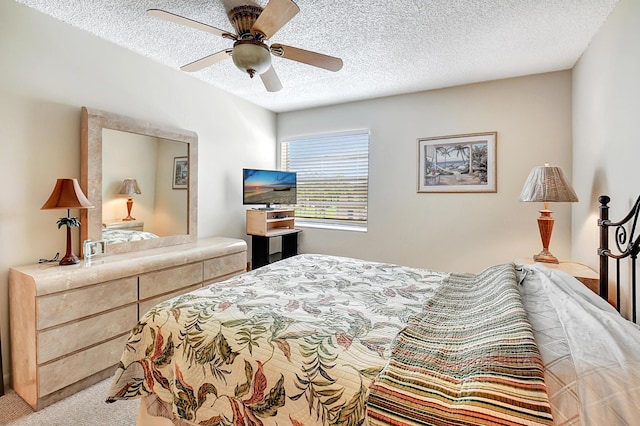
[232,40,272,78]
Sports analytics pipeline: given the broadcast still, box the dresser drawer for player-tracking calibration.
[138,283,201,319]
[203,252,246,281]
[139,263,203,299]
[37,305,137,364]
[37,278,137,330]
[38,334,128,397]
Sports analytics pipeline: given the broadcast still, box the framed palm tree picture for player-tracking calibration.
[417,132,497,193]
[173,156,188,189]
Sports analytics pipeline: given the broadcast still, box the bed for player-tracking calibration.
[106,196,640,425]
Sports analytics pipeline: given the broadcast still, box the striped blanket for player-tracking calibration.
[366,264,554,425]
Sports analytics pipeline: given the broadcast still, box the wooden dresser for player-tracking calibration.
[9,236,247,410]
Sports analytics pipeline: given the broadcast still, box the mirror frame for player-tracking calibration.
[80,106,198,255]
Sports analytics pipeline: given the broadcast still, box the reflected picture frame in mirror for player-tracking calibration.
[80,107,198,256]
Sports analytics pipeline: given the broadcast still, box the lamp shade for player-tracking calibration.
[519,164,578,203]
[118,178,141,195]
[41,178,94,210]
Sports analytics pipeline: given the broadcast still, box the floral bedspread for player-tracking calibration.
[106,254,448,425]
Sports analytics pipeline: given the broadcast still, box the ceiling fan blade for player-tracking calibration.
[270,44,343,72]
[181,49,232,72]
[147,9,233,38]
[260,66,283,92]
[251,0,300,40]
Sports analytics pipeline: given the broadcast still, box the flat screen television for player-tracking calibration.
[243,168,297,209]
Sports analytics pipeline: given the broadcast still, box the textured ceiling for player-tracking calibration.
[15,0,619,112]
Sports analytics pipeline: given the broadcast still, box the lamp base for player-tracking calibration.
[533,250,559,264]
[59,221,80,266]
[123,196,135,221]
[59,254,80,265]
[534,206,559,264]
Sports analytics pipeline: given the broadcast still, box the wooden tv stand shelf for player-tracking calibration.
[246,208,295,236]
[246,209,300,268]
[9,237,247,410]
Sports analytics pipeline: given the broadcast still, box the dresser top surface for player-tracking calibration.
[10,237,247,296]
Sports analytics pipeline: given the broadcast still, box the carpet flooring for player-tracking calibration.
[0,379,139,425]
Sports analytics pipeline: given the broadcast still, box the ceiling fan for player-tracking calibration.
[148,0,343,92]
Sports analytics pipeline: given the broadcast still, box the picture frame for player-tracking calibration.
[83,239,106,262]
[417,132,497,193]
[173,157,188,190]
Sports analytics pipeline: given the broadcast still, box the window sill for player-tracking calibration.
[295,219,367,233]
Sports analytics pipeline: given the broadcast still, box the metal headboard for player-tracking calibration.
[598,195,640,323]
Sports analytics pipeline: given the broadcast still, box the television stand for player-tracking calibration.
[246,209,300,269]
[249,229,301,269]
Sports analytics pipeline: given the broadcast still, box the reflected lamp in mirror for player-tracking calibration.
[41,178,94,265]
[519,163,578,264]
[118,178,141,221]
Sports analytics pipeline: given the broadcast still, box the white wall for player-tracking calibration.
[278,72,574,274]
[0,1,276,385]
[572,0,640,316]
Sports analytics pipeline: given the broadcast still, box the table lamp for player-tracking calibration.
[41,178,94,265]
[519,163,578,263]
[118,178,141,221]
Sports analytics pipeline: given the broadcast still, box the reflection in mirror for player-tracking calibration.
[81,107,198,255]
[102,129,188,242]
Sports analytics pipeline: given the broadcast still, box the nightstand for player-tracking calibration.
[515,258,599,295]
[103,220,144,232]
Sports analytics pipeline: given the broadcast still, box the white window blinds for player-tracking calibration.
[280,131,369,230]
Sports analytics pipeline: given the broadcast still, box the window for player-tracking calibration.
[279,130,369,231]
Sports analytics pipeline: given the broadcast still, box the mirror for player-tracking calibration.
[81,107,198,255]
[101,130,189,239]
